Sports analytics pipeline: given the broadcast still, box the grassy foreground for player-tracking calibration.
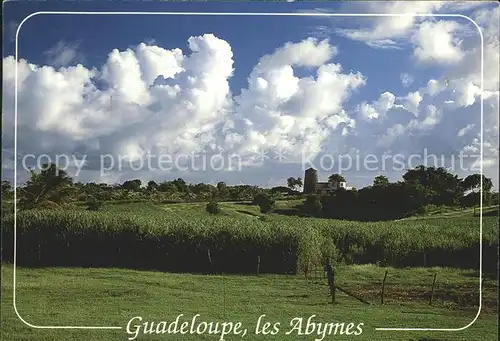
[1,264,497,341]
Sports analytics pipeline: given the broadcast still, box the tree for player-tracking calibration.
[296,177,303,189]
[461,174,494,206]
[172,178,188,193]
[216,181,227,191]
[216,181,228,199]
[321,188,359,220]
[147,180,158,192]
[460,192,480,208]
[252,193,275,214]
[373,175,389,187]
[158,181,177,193]
[287,177,303,191]
[328,174,346,183]
[206,199,221,214]
[18,163,74,210]
[491,192,499,205]
[122,179,142,191]
[270,186,291,194]
[190,183,216,200]
[403,166,462,206]
[1,180,12,198]
[461,174,493,193]
[228,184,260,201]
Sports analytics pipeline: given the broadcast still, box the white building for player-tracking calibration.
[315,179,353,196]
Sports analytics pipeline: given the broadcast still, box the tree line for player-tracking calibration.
[0,164,303,212]
[1,164,497,220]
[300,166,497,221]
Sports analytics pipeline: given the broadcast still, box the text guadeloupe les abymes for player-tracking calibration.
[126,314,364,340]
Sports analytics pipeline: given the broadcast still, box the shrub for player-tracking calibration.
[86,197,104,211]
[253,193,275,214]
[1,201,14,218]
[251,192,265,205]
[206,200,221,214]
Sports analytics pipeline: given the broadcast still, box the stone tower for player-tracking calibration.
[303,167,318,194]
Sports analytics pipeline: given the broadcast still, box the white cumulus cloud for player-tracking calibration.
[411,21,465,65]
[3,35,366,178]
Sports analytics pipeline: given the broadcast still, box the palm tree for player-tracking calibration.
[18,163,74,210]
[328,174,346,183]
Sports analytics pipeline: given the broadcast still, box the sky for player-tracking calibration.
[2,1,499,190]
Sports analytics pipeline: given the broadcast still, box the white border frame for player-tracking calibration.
[12,10,484,332]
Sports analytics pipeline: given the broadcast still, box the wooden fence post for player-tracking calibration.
[256,255,260,276]
[325,263,335,304]
[207,248,213,274]
[331,269,336,304]
[381,270,388,305]
[429,273,437,305]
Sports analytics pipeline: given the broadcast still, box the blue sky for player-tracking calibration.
[2,1,499,189]
[5,1,399,100]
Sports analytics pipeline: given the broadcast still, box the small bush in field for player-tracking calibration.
[253,193,275,213]
[206,200,221,214]
[86,197,104,211]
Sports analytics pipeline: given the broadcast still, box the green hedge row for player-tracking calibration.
[1,210,498,274]
[1,210,326,274]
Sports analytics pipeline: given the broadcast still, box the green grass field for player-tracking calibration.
[2,264,498,341]
[100,199,301,218]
